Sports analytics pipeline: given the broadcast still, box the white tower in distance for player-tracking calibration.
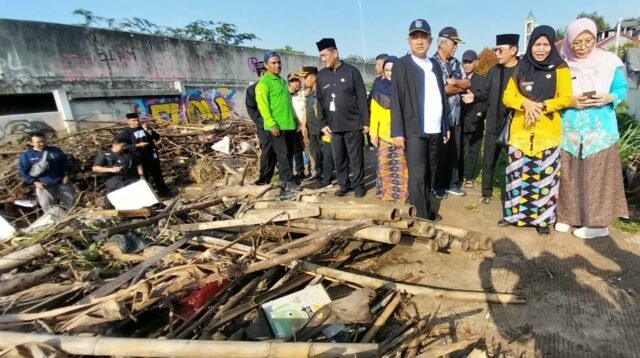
[524,11,537,50]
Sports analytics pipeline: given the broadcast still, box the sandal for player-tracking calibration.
[464,180,474,188]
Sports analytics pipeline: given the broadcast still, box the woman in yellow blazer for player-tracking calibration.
[369,56,408,204]
[502,25,573,236]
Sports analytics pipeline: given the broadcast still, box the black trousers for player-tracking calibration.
[292,131,306,176]
[257,129,277,183]
[308,134,323,178]
[463,126,484,181]
[435,125,463,190]
[481,133,506,206]
[141,152,168,193]
[271,130,295,183]
[331,130,364,191]
[406,135,440,219]
[321,141,335,184]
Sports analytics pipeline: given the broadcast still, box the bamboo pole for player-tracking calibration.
[0,331,378,358]
[360,292,402,343]
[250,203,400,222]
[0,244,46,273]
[100,199,223,238]
[0,267,56,296]
[177,208,321,233]
[286,219,400,244]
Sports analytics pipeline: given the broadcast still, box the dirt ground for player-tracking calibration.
[315,150,640,357]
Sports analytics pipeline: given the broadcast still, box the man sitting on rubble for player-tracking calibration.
[92,137,144,209]
[18,132,77,213]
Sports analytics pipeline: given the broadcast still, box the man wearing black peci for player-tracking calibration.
[462,34,519,222]
[315,38,370,198]
[117,112,169,197]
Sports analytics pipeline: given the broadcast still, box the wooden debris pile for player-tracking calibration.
[0,182,522,357]
[0,119,259,226]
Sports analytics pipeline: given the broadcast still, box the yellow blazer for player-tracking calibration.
[369,98,392,142]
[503,66,573,156]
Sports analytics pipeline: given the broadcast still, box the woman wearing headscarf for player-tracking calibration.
[369,56,408,204]
[556,18,628,239]
[502,25,573,236]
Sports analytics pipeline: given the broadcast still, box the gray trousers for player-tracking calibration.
[36,184,76,213]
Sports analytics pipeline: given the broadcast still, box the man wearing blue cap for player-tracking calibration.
[315,38,370,198]
[390,19,450,220]
[255,51,300,192]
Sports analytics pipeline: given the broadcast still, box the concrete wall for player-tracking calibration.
[0,19,376,143]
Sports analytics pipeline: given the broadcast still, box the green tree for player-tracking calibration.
[556,27,565,41]
[72,9,259,45]
[273,45,305,55]
[576,11,610,32]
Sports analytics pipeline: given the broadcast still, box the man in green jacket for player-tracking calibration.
[256,51,300,191]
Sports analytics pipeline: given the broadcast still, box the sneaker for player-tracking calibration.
[479,197,491,204]
[334,188,350,197]
[554,222,571,233]
[446,187,466,196]
[254,179,268,185]
[572,227,609,239]
[311,175,323,181]
[354,188,366,198]
[497,219,511,227]
[536,226,551,237]
[434,189,448,199]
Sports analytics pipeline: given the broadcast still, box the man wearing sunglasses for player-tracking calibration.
[462,34,519,226]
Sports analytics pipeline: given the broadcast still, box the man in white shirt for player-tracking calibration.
[390,19,451,220]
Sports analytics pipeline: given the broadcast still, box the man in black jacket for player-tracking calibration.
[459,50,487,188]
[246,62,276,185]
[391,19,451,220]
[117,112,169,196]
[316,38,369,198]
[92,137,143,208]
[462,34,519,222]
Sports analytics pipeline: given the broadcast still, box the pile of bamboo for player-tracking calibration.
[0,181,522,357]
[0,119,259,225]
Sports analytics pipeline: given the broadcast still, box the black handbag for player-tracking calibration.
[495,111,512,147]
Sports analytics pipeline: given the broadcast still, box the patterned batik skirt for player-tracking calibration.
[375,139,409,204]
[504,145,561,227]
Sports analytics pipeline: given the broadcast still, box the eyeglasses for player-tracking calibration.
[493,47,505,54]
[571,39,595,49]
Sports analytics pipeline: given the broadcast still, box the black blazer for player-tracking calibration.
[391,54,450,139]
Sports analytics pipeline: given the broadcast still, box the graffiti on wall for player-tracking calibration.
[97,47,137,63]
[0,119,56,142]
[0,47,29,76]
[132,87,237,124]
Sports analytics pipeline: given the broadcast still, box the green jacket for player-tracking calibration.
[255,72,297,130]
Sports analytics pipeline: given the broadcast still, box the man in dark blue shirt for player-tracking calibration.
[93,137,143,209]
[18,132,76,213]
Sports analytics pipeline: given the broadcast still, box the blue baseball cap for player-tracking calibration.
[409,19,431,35]
[263,51,280,62]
